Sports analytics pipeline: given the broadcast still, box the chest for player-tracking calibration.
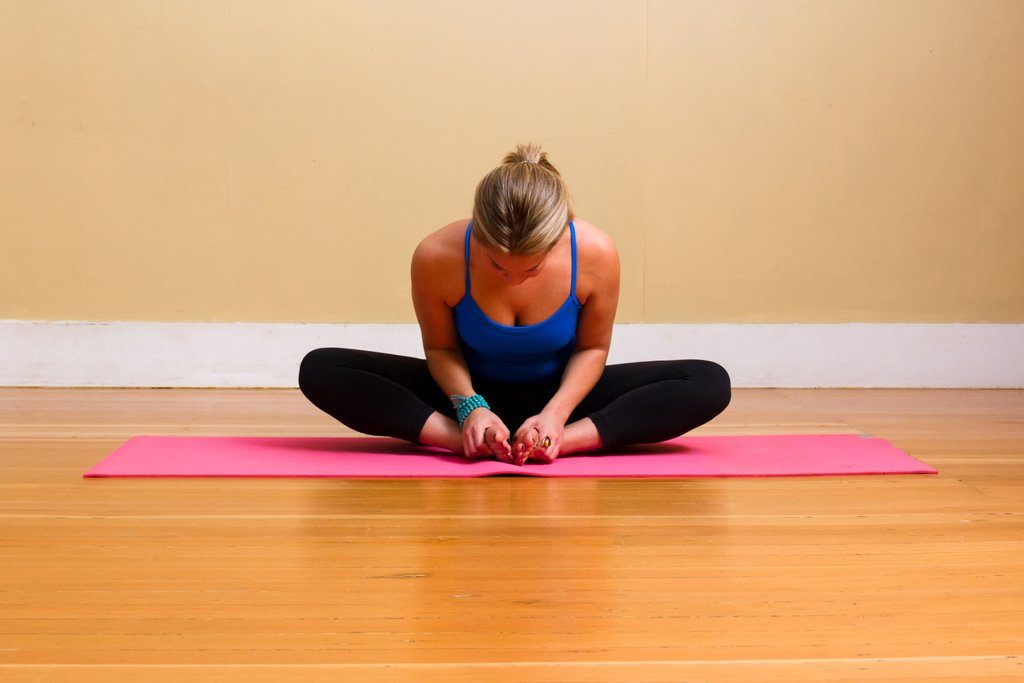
[467,261,579,327]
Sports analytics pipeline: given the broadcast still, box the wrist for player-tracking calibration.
[452,393,490,427]
[460,406,488,429]
[541,404,571,424]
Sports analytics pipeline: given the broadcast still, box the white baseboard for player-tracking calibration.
[1,320,1021,388]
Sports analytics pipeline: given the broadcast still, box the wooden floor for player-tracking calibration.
[1,388,1022,681]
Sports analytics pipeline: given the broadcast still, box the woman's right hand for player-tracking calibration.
[461,408,513,463]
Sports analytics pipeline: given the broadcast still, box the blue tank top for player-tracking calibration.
[454,220,583,384]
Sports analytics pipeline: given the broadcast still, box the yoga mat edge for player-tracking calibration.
[83,434,939,479]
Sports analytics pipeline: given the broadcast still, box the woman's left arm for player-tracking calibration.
[542,349,607,423]
[542,233,621,423]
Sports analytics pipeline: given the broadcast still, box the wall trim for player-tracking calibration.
[2,320,1021,388]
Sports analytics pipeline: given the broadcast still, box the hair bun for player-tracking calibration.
[504,141,544,166]
[474,141,574,255]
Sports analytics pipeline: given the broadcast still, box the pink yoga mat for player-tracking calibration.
[83,434,936,478]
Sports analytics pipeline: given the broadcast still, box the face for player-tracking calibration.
[483,248,549,285]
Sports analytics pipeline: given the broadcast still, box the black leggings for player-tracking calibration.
[298,348,731,451]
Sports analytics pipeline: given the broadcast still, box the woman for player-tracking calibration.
[299,142,731,466]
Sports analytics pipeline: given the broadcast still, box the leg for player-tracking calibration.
[564,359,732,452]
[297,348,460,448]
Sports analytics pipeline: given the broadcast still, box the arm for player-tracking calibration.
[411,238,514,460]
[410,239,476,398]
[542,348,609,423]
[542,232,621,422]
[423,348,475,399]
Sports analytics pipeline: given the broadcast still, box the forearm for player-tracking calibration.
[542,348,609,423]
[423,348,477,400]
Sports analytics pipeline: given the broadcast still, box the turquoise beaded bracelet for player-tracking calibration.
[455,393,490,427]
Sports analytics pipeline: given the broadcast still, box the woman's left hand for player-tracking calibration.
[511,412,565,465]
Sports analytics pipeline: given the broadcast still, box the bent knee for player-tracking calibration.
[702,360,732,415]
[677,359,731,415]
[298,347,357,392]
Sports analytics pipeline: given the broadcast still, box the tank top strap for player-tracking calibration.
[463,220,473,294]
[569,219,577,298]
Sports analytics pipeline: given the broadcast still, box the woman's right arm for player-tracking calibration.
[409,240,476,398]
[410,239,512,460]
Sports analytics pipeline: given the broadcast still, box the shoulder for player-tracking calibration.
[572,218,619,273]
[411,219,470,305]
[414,218,469,257]
[569,218,619,306]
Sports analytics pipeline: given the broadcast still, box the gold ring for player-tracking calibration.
[542,436,551,448]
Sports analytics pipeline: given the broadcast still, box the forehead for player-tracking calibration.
[486,250,546,268]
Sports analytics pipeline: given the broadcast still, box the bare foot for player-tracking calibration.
[512,426,540,465]
[484,427,510,462]
[418,411,464,455]
[560,417,603,455]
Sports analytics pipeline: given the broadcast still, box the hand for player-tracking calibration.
[460,408,513,463]
[511,412,565,465]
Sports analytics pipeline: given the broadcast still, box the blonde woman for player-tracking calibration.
[299,143,731,465]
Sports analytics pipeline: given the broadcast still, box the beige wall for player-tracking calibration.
[2,0,1021,324]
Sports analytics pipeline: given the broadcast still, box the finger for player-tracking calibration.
[531,450,555,463]
[539,436,558,462]
[486,430,511,463]
[494,428,511,458]
[471,429,487,459]
[464,437,482,460]
[485,428,505,458]
[529,439,557,463]
[516,429,538,466]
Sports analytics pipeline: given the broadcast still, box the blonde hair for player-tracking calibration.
[471,142,575,256]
